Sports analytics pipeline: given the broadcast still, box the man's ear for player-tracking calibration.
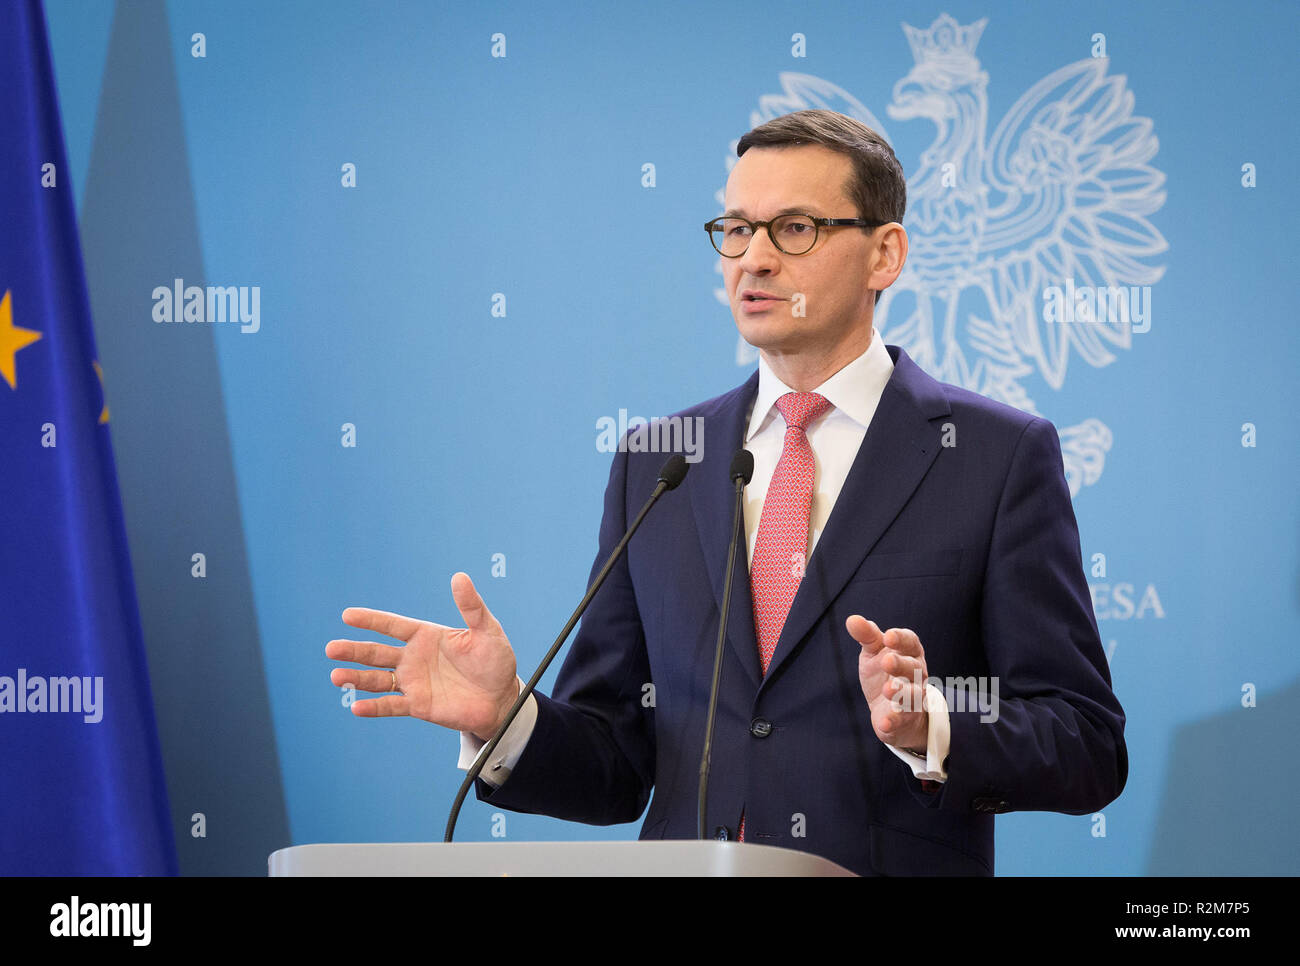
[868,223,908,294]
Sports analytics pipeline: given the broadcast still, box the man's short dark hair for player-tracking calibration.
[737,110,906,304]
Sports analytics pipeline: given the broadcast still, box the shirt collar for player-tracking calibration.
[745,329,894,442]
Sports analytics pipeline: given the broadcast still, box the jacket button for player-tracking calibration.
[749,717,773,738]
[714,826,730,841]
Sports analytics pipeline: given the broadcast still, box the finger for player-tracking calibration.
[349,695,411,718]
[325,638,401,668]
[883,676,925,712]
[881,650,924,679]
[846,615,885,652]
[450,572,496,632]
[331,667,402,694]
[883,627,923,657]
[341,607,424,642]
[877,679,925,732]
[875,702,900,737]
[883,674,926,704]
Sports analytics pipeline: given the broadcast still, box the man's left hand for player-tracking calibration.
[847,616,930,755]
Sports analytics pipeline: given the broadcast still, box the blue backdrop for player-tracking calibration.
[38,0,1300,874]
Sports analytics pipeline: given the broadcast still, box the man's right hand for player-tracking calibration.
[326,572,519,742]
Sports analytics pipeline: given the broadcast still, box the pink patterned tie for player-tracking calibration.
[738,391,832,843]
[750,391,833,674]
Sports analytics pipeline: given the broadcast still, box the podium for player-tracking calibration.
[268,841,855,876]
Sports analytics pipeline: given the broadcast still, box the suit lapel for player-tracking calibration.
[763,346,953,684]
[689,371,763,689]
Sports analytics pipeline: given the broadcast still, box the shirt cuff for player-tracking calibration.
[456,677,536,787]
[885,682,950,782]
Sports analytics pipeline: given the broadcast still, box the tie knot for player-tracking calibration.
[775,392,833,433]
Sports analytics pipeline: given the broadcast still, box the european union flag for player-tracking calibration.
[0,0,176,875]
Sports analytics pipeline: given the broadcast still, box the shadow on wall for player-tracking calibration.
[1145,675,1299,875]
[78,0,289,875]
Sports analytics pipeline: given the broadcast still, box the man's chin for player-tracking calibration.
[734,320,806,356]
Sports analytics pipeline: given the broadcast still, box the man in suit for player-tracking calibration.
[327,110,1127,876]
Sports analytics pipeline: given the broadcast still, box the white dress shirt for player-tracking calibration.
[462,328,951,785]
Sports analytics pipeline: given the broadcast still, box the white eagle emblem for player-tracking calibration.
[722,14,1169,496]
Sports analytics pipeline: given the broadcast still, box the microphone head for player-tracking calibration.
[657,453,690,490]
[729,449,755,486]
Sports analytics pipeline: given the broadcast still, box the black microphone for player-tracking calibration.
[444,452,691,842]
[657,453,689,490]
[729,449,755,486]
[697,449,753,840]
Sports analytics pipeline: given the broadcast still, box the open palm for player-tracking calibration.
[326,572,519,741]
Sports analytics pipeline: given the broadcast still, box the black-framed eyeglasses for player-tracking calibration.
[704,213,884,257]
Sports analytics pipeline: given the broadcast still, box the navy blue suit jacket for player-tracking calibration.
[481,344,1127,875]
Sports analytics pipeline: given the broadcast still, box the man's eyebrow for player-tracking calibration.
[721,205,820,219]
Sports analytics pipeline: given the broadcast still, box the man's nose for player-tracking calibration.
[736,225,782,277]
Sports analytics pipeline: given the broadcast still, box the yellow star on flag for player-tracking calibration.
[0,289,43,390]
[93,360,110,424]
